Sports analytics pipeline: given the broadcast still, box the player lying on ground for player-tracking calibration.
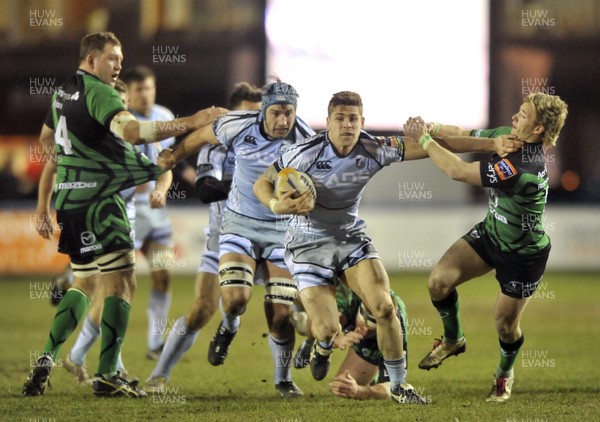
[403,92,568,402]
[294,283,410,400]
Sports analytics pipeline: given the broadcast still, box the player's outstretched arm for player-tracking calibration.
[157,123,221,170]
[427,122,471,139]
[111,106,228,146]
[439,135,523,156]
[404,117,482,186]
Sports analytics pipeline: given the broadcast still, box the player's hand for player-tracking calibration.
[330,370,360,399]
[403,116,428,140]
[494,134,523,157]
[150,190,167,208]
[272,191,315,215]
[334,328,364,350]
[189,106,229,130]
[157,148,176,170]
[35,209,55,240]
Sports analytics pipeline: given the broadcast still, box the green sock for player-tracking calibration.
[43,289,90,360]
[496,335,525,377]
[431,290,464,342]
[98,296,131,377]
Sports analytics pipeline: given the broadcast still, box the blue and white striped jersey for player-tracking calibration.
[195,144,235,232]
[214,110,314,220]
[275,131,404,234]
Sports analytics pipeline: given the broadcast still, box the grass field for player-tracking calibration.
[1,272,599,421]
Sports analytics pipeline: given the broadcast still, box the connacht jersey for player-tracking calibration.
[195,144,235,232]
[131,105,176,204]
[472,126,550,254]
[275,131,404,234]
[214,110,314,220]
[47,69,164,211]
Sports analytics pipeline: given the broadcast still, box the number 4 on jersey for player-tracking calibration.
[55,115,73,155]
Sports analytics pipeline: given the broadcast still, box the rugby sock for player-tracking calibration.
[98,296,130,377]
[317,339,334,350]
[43,289,90,360]
[432,289,464,342]
[147,289,171,351]
[496,335,524,378]
[269,334,294,384]
[69,314,100,365]
[219,297,240,333]
[384,357,407,389]
[151,315,199,379]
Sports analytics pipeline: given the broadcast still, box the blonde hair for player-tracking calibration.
[524,93,568,147]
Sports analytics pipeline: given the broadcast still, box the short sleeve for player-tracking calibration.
[85,81,127,128]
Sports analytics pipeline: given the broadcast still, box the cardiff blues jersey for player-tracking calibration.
[195,144,235,232]
[275,131,404,234]
[214,110,314,220]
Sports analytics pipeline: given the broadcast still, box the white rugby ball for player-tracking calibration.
[275,167,317,200]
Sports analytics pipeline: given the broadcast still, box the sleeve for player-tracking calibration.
[213,112,256,148]
[86,81,127,128]
[366,135,403,166]
[470,126,512,138]
[195,177,231,204]
[479,155,520,188]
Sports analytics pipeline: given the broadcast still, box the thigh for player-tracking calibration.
[433,237,493,289]
[494,291,531,325]
[344,258,391,311]
[299,285,338,328]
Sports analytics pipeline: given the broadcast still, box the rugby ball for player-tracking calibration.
[275,167,317,200]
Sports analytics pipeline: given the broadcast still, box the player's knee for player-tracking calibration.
[312,320,339,342]
[428,268,452,299]
[495,315,520,341]
[370,300,395,322]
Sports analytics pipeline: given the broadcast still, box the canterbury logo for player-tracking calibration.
[315,160,332,170]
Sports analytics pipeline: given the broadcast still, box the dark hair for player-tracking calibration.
[228,82,262,109]
[114,79,128,94]
[79,32,121,62]
[121,65,156,85]
[328,91,363,116]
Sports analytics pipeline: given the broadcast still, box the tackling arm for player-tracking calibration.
[110,106,227,146]
[404,117,483,186]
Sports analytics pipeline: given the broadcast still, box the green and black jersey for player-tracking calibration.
[471,126,549,255]
[46,69,164,211]
[336,284,407,383]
